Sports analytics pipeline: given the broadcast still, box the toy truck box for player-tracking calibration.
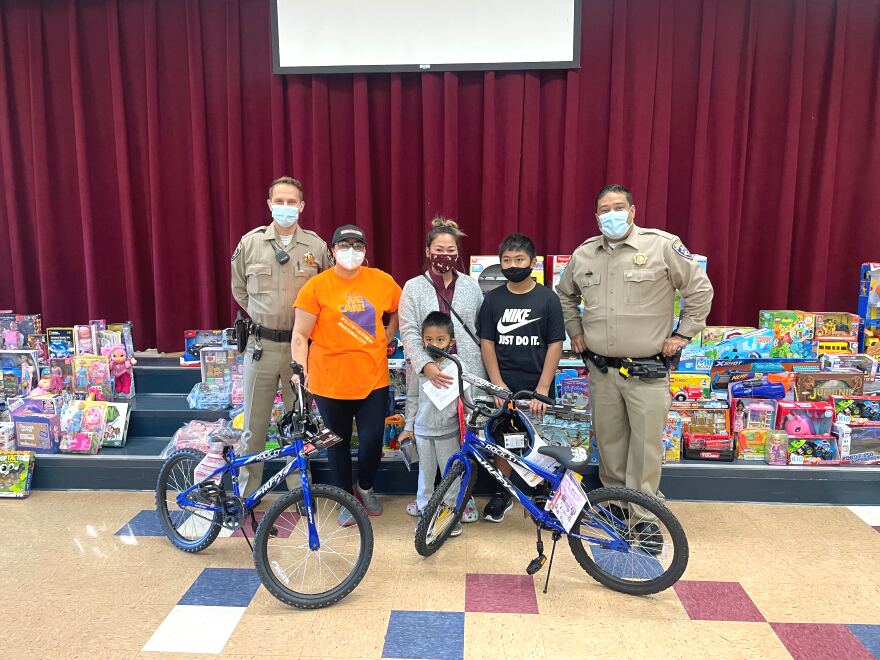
[834,423,880,465]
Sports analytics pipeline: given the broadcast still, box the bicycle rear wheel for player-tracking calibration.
[568,486,688,596]
[414,458,475,557]
[253,484,373,609]
[155,449,222,552]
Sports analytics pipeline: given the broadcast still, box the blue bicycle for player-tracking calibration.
[414,347,688,596]
[156,362,374,609]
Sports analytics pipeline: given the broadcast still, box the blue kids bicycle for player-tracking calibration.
[414,347,688,596]
[156,362,374,609]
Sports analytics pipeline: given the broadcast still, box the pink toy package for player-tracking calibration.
[59,400,107,454]
[775,401,833,437]
[730,398,777,433]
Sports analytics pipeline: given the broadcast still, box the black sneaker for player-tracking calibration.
[634,521,664,556]
[483,491,513,523]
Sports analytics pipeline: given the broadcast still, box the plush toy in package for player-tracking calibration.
[0,450,35,498]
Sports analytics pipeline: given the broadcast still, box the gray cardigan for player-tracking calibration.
[398,271,487,387]
[403,358,460,436]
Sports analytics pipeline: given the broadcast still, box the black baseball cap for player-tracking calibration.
[332,224,368,246]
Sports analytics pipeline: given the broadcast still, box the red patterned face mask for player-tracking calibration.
[430,253,456,274]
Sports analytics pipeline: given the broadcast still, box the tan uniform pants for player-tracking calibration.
[588,366,671,503]
[238,335,298,497]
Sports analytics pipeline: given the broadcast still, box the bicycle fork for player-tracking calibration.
[526,524,562,594]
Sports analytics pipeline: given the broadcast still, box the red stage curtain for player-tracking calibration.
[1,0,878,351]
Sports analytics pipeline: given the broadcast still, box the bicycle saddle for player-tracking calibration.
[537,445,593,476]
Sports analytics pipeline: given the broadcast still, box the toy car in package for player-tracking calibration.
[187,382,232,410]
[0,450,35,498]
[834,423,880,464]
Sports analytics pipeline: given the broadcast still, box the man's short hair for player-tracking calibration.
[595,184,633,211]
[268,177,304,201]
[422,311,455,338]
[498,233,536,260]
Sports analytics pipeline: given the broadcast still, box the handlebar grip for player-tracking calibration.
[289,361,305,378]
[533,392,555,405]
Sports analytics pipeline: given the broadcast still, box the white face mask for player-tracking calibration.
[335,247,365,270]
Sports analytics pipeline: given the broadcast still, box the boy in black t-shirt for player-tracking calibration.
[477,233,565,522]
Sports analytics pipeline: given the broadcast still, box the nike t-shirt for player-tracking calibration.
[477,283,566,395]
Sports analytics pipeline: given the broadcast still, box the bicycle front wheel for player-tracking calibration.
[568,486,689,596]
[155,449,223,552]
[253,484,373,609]
[414,458,474,557]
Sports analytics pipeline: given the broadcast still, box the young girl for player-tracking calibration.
[399,312,476,536]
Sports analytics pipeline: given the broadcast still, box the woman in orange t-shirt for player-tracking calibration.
[292,224,402,526]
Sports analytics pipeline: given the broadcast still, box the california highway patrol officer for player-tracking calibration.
[557,184,713,548]
[231,176,330,496]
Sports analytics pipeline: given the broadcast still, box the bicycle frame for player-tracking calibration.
[446,424,630,551]
[174,437,321,551]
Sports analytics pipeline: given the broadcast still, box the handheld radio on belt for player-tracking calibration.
[234,311,251,354]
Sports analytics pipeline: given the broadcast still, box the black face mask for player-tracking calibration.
[501,266,532,283]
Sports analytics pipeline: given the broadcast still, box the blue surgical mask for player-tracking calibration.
[598,210,630,239]
[272,205,300,228]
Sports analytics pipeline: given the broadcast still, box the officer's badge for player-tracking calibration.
[304,252,315,266]
[672,239,693,260]
[231,243,242,261]
[633,253,647,266]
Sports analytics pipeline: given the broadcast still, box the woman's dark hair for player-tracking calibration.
[426,217,467,250]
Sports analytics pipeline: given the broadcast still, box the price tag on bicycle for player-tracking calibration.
[549,470,589,532]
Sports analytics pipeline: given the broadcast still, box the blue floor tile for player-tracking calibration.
[849,624,880,657]
[115,509,168,537]
[178,568,261,607]
[382,610,464,660]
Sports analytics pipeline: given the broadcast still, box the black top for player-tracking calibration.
[477,283,566,395]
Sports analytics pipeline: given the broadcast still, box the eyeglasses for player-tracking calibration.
[335,241,366,252]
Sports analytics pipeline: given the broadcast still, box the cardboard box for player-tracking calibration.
[0,450,35,498]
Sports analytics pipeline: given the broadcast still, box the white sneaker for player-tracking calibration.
[354,482,383,516]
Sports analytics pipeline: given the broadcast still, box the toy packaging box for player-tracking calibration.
[0,349,40,398]
[680,407,729,436]
[834,423,880,464]
[670,373,711,403]
[815,313,861,341]
[662,412,683,463]
[200,347,245,406]
[684,433,735,461]
[556,366,589,408]
[820,354,878,379]
[832,396,880,426]
[764,430,789,465]
[181,329,225,366]
[73,324,99,355]
[731,398,777,433]
[709,359,821,397]
[534,408,593,456]
[737,429,769,461]
[14,413,62,454]
[0,450,35,498]
[470,255,545,292]
[675,356,714,373]
[48,357,74,393]
[700,328,774,361]
[47,327,76,358]
[107,322,135,357]
[0,314,42,349]
[817,339,859,355]
[758,310,818,359]
[0,421,14,450]
[787,435,839,465]
[73,355,113,400]
[59,400,108,454]
[701,326,756,348]
[102,402,131,448]
[795,372,865,402]
[775,401,833,436]
[97,329,123,356]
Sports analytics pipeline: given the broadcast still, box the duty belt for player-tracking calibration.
[251,325,292,343]
[582,350,670,380]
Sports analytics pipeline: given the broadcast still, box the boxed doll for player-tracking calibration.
[662,412,683,463]
[59,400,108,454]
[0,350,40,397]
[764,430,789,465]
[775,401,833,436]
[731,398,777,433]
[74,324,99,356]
[795,372,864,403]
[73,355,113,400]
[0,450,35,498]
[758,310,818,359]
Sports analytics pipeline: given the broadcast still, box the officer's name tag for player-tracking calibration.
[504,433,526,450]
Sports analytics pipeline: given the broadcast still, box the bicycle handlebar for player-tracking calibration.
[425,345,554,419]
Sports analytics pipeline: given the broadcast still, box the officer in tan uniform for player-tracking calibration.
[231,176,330,495]
[557,184,713,549]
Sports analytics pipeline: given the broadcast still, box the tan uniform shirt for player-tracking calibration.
[556,226,713,358]
[231,224,330,331]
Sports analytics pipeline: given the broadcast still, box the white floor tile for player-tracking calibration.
[847,505,880,526]
[142,605,245,654]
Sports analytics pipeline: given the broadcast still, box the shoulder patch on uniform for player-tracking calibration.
[671,238,693,260]
[231,243,242,261]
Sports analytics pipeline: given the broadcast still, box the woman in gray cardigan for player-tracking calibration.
[398,218,486,520]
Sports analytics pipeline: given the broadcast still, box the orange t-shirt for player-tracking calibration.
[294,267,402,400]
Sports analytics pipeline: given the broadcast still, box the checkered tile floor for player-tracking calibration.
[4,493,880,658]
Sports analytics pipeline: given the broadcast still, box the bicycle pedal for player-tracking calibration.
[526,555,547,575]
